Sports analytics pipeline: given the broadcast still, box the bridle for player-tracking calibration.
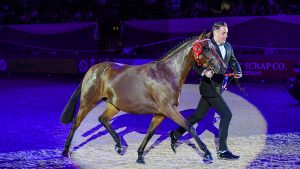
[192,38,211,67]
[208,73,247,96]
[222,73,248,96]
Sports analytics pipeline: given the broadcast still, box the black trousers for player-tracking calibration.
[174,94,232,151]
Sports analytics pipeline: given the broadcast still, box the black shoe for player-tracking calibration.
[218,150,240,160]
[169,131,178,153]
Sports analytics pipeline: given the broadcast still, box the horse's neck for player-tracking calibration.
[164,44,194,85]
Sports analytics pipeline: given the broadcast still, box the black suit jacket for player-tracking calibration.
[193,39,242,97]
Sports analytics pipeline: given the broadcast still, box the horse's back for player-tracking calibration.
[89,61,130,72]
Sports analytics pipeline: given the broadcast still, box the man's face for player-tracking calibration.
[214,26,228,45]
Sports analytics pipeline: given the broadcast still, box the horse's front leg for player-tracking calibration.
[187,123,213,163]
[137,114,165,164]
[166,106,213,164]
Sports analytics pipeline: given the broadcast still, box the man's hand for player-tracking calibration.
[234,72,242,79]
[203,69,214,78]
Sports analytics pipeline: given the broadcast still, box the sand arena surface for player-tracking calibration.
[1,79,299,168]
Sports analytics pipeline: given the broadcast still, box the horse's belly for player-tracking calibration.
[115,99,159,114]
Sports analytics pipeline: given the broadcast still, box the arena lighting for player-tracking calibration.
[69,84,267,168]
[112,26,119,31]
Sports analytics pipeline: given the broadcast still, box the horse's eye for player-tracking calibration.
[204,46,210,52]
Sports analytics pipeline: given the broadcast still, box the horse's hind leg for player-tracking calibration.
[98,103,123,154]
[137,114,165,164]
[62,105,98,156]
[63,97,99,156]
[62,119,78,156]
[165,106,213,163]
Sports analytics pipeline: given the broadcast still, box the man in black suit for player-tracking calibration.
[169,21,242,160]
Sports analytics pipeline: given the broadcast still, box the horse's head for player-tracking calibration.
[192,32,227,74]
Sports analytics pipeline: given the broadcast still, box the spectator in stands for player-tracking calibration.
[1,0,300,25]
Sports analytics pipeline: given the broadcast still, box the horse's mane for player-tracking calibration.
[157,36,197,62]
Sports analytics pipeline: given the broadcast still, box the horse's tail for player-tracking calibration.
[60,81,82,124]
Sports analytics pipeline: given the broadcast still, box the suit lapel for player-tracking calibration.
[224,43,230,63]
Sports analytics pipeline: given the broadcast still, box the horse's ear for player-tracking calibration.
[205,31,211,39]
[199,32,206,39]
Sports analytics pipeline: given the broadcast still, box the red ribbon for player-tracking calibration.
[192,40,203,66]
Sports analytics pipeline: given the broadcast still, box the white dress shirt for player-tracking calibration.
[218,45,226,60]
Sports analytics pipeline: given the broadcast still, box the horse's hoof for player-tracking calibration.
[169,131,177,153]
[62,150,69,157]
[171,143,176,153]
[115,145,127,155]
[203,153,213,164]
[115,145,122,154]
[136,157,145,164]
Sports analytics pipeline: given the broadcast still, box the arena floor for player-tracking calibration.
[0,77,299,168]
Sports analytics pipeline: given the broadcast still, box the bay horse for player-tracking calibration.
[61,32,226,164]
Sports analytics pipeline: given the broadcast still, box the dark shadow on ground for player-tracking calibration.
[74,109,219,156]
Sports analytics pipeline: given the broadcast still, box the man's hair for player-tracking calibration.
[212,22,228,31]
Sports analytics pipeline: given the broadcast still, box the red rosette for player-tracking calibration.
[192,41,203,65]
